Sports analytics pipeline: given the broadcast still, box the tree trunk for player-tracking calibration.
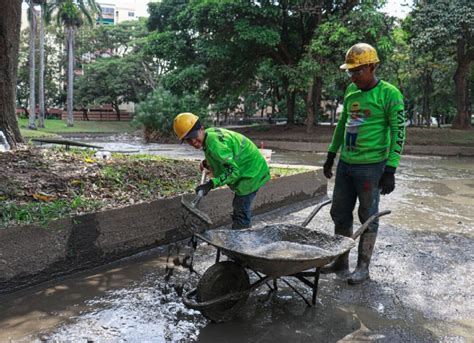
[421,70,432,127]
[38,5,45,128]
[113,102,121,120]
[28,4,37,129]
[0,0,23,148]
[81,108,89,121]
[451,38,472,129]
[286,90,295,124]
[314,76,322,125]
[282,78,294,124]
[66,26,74,127]
[305,80,314,133]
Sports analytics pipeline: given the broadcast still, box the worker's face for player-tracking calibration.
[184,128,205,149]
[347,64,376,90]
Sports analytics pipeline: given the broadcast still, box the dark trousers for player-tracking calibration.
[231,191,258,229]
[330,160,385,235]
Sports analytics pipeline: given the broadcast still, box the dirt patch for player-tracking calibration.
[0,145,302,229]
[0,146,199,228]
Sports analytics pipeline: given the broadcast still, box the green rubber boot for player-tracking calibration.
[348,232,377,285]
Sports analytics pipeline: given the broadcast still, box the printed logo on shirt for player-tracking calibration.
[345,102,370,151]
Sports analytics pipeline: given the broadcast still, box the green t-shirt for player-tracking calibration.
[328,80,406,168]
[203,128,270,196]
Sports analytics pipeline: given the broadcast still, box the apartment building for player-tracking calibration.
[98,1,136,25]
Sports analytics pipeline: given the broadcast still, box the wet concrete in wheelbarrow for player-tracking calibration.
[0,154,473,342]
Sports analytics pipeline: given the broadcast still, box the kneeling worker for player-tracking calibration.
[173,112,270,229]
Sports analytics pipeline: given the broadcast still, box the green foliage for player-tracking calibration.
[1,197,101,228]
[144,0,395,126]
[406,0,474,127]
[132,87,206,141]
[53,0,100,28]
[75,55,152,113]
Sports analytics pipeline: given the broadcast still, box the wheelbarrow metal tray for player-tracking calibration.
[196,224,355,277]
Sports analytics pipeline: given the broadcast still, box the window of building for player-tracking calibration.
[128,12,135,17]
[102,7,114,15]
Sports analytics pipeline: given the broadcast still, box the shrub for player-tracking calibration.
[133,87,207,142]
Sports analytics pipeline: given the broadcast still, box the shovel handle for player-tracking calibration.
[191,170,207,207]
[351,210,391,240]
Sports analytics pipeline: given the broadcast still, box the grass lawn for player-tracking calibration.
[19,118,137,139]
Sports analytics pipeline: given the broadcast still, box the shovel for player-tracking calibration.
[181,170,213,226]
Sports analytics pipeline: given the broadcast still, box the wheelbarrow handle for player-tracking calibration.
[351,210,391,240]
[301,198,332,228]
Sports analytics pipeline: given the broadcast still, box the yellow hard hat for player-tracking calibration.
[173,112,200,140]
[340,43,380,70]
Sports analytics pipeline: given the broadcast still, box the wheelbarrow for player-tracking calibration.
[182,199,390,322]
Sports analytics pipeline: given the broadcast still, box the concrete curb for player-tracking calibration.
[260,140,474,157]
[0,170,326,294]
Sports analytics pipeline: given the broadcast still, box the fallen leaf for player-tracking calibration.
[32,192,57,202]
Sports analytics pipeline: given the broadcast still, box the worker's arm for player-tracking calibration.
[328,101,348,154]
[209,143,242,188]
[386,90,405,170]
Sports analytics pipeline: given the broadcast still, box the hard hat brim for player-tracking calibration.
[183,128,200,140]
[340,62,362,70]
[181,120,202,141]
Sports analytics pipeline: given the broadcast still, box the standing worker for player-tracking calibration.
[322,43,405,284]
[173,112,270,230]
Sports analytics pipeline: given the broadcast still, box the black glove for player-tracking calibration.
[379,166,396,195]
[195,180,213,196]
[323,152,337,179]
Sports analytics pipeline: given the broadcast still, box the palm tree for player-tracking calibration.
[27,0,39,129]
[37,0,49,128]
[54,0,100,127]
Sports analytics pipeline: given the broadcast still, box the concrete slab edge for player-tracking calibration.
[0,170,326,294]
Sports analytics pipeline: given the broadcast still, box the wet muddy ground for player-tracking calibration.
[1,142,473,342]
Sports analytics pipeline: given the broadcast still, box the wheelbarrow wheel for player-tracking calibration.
[197,261,250,322]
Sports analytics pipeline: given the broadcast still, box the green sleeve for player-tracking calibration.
[208,141,242,188]
[387,90,406,168]
[328,102,348,154]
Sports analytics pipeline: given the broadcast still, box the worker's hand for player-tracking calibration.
[195,180,213,196]
[323,152,337,179]
[379,167,396,195]
[199,159,209,172]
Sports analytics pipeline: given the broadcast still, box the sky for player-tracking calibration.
[381,0,413,19]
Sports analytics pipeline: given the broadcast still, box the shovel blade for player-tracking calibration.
[181,197,213,226]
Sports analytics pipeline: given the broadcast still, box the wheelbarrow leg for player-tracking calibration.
[312,267,321,305]
[215,248,221,263]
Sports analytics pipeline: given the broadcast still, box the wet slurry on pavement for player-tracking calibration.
[1,139,473,342]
